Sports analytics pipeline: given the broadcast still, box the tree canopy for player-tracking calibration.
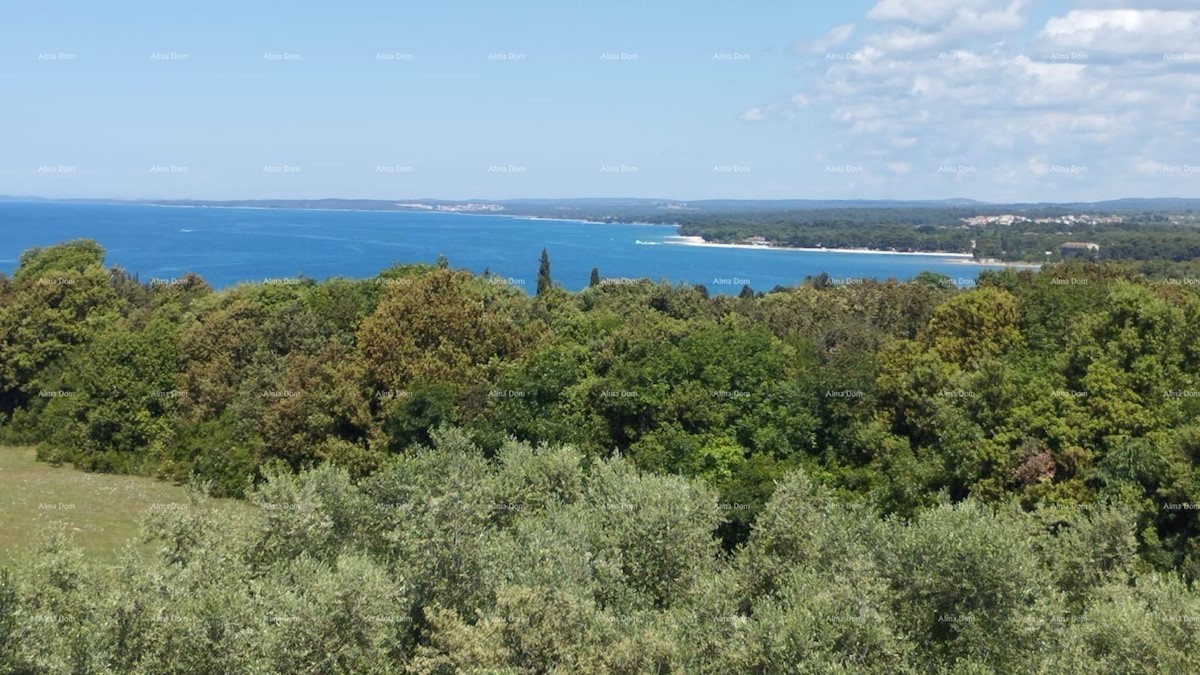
[4,240,1200,671]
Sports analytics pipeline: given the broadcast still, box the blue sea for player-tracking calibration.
[0,201,1017,294]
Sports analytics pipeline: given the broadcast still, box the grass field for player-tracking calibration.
[0,446,206,564]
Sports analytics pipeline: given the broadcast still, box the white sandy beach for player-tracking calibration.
[663,235,972,257]
[947,258,1042,269]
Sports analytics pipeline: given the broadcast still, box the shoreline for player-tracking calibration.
[414,209,672,228]
[662,236,969,257]
[663,235,1040,267]
[946,257,1041,269]
[4,196,1041,265]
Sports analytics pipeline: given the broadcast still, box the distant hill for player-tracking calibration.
[1082,198,1200,211]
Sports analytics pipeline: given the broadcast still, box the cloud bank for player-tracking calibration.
[750,0,1200,200]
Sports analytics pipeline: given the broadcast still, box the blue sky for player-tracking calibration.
[2,0,1198,202]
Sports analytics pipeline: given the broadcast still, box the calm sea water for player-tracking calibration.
[0,201,1011,293]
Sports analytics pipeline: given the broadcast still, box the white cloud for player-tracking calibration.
[738,107,766,122]
[867,0,1027,29]
[792,2,1195,195]
[863,1,1027,54]
[759,0,1200,198]
[724,0,1200,196]
[737,93,811,123]
[868,28,941,52]
[850,46,887,63]
[811,23,856,53]
[1039,10,1200,54]
[949,1,1028,33]
[1135,158,1165,176]
[1075,0,1200,7]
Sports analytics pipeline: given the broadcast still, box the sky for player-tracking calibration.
[2,0,1198,202]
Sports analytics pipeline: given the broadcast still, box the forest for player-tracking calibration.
[663,209,1200,262]
[3,239,1200,672]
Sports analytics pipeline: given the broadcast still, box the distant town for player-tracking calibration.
[960,214,1125,227]
[395,202,506,213]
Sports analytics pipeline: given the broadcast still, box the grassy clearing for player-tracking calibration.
[0,446,217,564]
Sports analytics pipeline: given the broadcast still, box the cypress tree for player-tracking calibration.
[537,248,552,296]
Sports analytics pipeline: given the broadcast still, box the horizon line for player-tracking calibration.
[4,195,1200,207]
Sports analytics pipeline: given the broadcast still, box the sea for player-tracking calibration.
[0,201,1018,294]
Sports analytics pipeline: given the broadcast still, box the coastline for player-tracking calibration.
[6,200,1040,269]
[400,209,674,229]
[662,235,1041,268]
[128,201,673,228]
[667,235,974,258]
[946,257,1041,269]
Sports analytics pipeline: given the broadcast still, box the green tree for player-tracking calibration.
[36,315,181,472]
[537,248,553,296]
[357,268,542,395]
[0,240,120,417]
[924,286,1022,367]
[881,500,1063,670]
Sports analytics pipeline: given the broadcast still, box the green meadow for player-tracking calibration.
[0,446,200,564]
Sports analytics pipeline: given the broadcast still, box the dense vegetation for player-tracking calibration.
[3,239,1200,671]
[663,209,1200,262]
[5,432,1200,673]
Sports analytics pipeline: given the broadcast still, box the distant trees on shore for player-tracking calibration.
[663,208,1200,262]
